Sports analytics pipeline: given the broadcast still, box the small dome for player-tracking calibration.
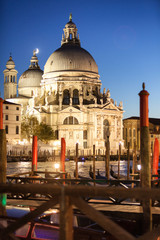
[44,44,98,75]
[6,56,15,69]
[18,50,43,93]
[19,68,43,88]
[65,13,76,28]
[65,20,76,29]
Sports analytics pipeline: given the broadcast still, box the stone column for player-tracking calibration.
[101,115,103,139]
[95,113,97,139]
[59,94,62,110]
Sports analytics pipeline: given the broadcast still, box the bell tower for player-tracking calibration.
[3,54,18,99]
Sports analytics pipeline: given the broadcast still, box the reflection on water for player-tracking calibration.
[7,160,130,177]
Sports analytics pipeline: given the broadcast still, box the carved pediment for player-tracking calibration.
[60,106,82,113]
[102,102,120,111]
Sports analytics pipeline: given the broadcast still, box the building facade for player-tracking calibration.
[4,15,124,154]
[3,100,21,142]
[123,116,160,153]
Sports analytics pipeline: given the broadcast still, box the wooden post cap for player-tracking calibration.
[138,82,149,96]
[138,82,149,127]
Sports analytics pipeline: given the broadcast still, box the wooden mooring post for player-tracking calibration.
[60,186,73,240]
[0,98,7,215]
[32,135,38,173]
[118,143,121,180]
[0,98,3,130]
[131,142,136,188]
[75,143,78,179]
[93,145,96,186]
[60,138,66,173]
[152,138,159,177]
[127,142,130,180]
[139,82,152,232]
[105,138,110,179]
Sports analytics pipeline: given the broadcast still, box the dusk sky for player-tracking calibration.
[0,0,160,119]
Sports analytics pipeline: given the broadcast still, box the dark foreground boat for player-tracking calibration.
[74,170,90,180]
[89,166,108,184]
[0,207,116,240]
[110,165,127,180]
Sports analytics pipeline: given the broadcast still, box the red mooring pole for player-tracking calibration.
[0,98,7,215]
[0,98,4,129]
[32,135,38,172]
[139,82,152,232]
[60,138,66,172]
[152,138,159,177]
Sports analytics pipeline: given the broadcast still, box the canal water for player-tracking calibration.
[7,160,129,178]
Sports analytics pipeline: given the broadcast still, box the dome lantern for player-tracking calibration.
[29,49,40,69]
[61,14,80,46]
[6,55,15,70]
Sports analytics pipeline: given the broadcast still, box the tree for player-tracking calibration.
[36,122,55,143]
[21,115,39,141]
[21,115,55,143]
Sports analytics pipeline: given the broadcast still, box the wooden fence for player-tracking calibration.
[0,184,160,240]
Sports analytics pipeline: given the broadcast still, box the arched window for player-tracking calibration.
[83,130,87,139]
[103,119,110,139]
[55,130,59,140]
[133,128,136,138]
[63,89,70,105]
[125,128,128,147]
[16,126,19,134]
[129,128,132,137]
[69,33,72,39]
[63,116,79,125]
[73,89,79,105]
[129,128,132,148]
[11,76,12,82]
[5,125,8,134]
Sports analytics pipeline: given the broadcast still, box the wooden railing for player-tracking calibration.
[0,184,160,240]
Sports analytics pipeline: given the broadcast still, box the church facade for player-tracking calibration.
[4,15,124,154]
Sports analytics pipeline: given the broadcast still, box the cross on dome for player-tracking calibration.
[69,13,72,22]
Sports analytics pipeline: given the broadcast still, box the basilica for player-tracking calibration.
[3,15,124,154]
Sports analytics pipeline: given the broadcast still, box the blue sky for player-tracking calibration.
[0,0,160,119]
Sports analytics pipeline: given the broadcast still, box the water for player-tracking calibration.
[7,160,128,178]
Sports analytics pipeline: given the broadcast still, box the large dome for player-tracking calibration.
[44,44,98,75]
[44,15,98,77]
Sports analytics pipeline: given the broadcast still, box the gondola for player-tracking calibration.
[110,165,127,180]
[74,170,90,180]
[89,166,108,183]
